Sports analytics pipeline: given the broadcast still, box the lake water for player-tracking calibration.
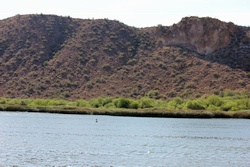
[0,111,249,167]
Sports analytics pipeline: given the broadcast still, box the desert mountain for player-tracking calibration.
[0,14,250,99]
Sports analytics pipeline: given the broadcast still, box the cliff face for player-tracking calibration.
[159,17,238,54]
[0,15,250,99]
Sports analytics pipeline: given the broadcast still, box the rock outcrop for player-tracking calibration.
[159,16,238,54]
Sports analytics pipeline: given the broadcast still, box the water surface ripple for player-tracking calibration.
[0,112,249,166]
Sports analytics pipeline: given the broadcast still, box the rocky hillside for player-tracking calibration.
[0,14,250,99]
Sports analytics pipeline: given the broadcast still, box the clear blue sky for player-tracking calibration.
[1,0,250,27]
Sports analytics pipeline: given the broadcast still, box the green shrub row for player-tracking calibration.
[0,90,250,111]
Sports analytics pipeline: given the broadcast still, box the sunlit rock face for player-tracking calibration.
[161,16,237,55]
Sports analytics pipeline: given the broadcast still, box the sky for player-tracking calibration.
[1,0,250,27]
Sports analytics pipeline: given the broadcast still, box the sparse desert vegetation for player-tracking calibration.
[0,15,250,100]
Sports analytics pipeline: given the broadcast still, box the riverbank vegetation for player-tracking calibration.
[0,90,250,118]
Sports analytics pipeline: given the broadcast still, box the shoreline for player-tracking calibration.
[1,105,250,119]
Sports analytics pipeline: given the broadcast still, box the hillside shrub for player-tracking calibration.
[47,99,67,106]
[1,90,250,112]
[76,100,89,107]
[186,100,206,110]
[139,97,154,108]
[220,89,236,97]
[28,99,50,107]
[6,99,27,106]
[221,101,238,111]
[235,99,250,110]
[89,97,112,108]
[146,90,160,99]
[206,105,221,111]
[114,97,131,108]
[167,97,184,109]
[129,100,139,109]
[0,98,7,104]
[100,97,113,107]
[206,95,224,107]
